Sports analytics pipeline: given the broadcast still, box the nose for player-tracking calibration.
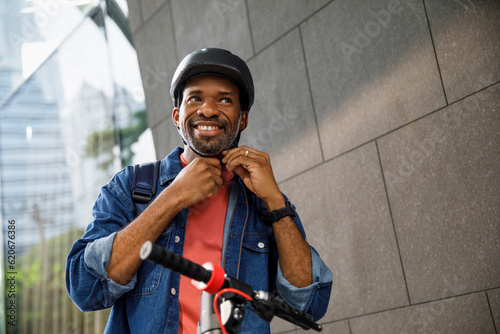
[197,99,220,118]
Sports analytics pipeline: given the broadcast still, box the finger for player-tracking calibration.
[225,156,251,172]
[227,150,270,172]
[188,158,222,177]
[202,181,221,199]
[223,146,257,166]
[200,173,222,198]
[213,174,223,186]
[231,165,248,180]
[201,157,223,169]
[202,161,223,185]
[208,164,222,176]
[222,146,247,163]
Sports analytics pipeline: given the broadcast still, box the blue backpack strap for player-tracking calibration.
[131,160,161,215]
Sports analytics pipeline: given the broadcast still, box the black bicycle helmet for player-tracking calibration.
[170,48,254,111]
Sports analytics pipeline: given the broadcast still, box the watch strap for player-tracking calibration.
[262,201,296,225]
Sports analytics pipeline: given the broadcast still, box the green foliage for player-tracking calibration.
[6,228,111,333]
[85,109,148,170]
[118,109,148,167]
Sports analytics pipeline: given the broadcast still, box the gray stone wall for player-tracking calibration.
[126,0,499,332]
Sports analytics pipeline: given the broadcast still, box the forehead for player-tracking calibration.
[183,75,240,94]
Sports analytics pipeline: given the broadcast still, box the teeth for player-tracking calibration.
[199,125,218,131]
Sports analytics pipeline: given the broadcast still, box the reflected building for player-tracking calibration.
[0,0,22,103]
[0,1,152,333]
[0,64,71,254]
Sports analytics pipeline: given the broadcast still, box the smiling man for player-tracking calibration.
[173,75,247,160]
[66,48,332,334]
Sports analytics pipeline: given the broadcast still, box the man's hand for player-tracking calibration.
[168,157,223,209]
[223,146,313,288]
[108,157,222,285]
[222,146,284,210]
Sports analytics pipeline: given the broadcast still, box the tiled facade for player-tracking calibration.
[126,0,500,332]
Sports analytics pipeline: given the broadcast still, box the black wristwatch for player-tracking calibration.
[262,201,296,225]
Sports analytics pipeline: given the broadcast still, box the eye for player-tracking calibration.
[220,97,232,104]
[187,96,201,103]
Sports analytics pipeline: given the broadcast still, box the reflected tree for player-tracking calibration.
[85,109,148,170]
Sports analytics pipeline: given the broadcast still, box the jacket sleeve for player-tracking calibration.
[274,201,333,321]
[65,168,138,312]
[276,245,332,321]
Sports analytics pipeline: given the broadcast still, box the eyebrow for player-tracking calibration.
[218,91,236,96]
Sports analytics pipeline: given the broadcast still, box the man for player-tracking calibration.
[66,48,332,333]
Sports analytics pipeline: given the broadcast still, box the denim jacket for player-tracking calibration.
[66,147,332,333]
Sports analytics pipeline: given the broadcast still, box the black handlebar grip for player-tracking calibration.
[140,241,212,284]
[273,295,321,331]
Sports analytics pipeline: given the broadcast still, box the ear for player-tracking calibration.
[172,107,180,128]
[239,110,249,131]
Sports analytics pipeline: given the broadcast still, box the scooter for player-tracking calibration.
[140,241,322,334]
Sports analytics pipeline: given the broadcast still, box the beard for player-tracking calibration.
[181,114,242,157]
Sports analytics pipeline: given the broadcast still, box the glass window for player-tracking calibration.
[0,0,101,106]
[0,2,153,332]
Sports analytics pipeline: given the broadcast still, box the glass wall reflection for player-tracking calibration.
[0,2,153,333]
[0,0,101,106]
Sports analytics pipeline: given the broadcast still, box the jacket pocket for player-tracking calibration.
[242,233,271,253]
[127,226,172,296]
[239,232,274,292]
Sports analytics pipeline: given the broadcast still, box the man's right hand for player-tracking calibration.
[107,157,222,285]
[167,157,223,209]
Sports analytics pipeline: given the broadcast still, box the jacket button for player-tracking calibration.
[258,242,265,249]
[171,288,176,295]
[175,236,180,243]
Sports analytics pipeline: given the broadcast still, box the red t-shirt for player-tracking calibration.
[178,154,233,334]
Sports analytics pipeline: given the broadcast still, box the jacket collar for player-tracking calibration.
[159,147,184,185]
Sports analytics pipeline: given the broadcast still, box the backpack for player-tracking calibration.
[131,161,161,215]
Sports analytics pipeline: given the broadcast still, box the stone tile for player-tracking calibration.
[171,0,253,61]
[141,0,168,23]
[133,4,178,128]
[424,0,500,103]
[350,292,496,334]
[301,0,446,160]
[294,321,349,334]
[270,317,295,333]
[279,142,408,321]
[247,0,330,52]
[241,29,323,183]
[151,118,183,159]
[377,84,500,304]
[488,289,500,332]
[126,0,142,33]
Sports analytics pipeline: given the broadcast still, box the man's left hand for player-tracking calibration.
[224,146,313,288]
[222,146,284,211]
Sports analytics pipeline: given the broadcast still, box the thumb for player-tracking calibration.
[232,165,253,189]
[231,165,247,180]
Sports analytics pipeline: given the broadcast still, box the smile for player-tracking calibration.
[196,125,221,131]
[192,122,225,137]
